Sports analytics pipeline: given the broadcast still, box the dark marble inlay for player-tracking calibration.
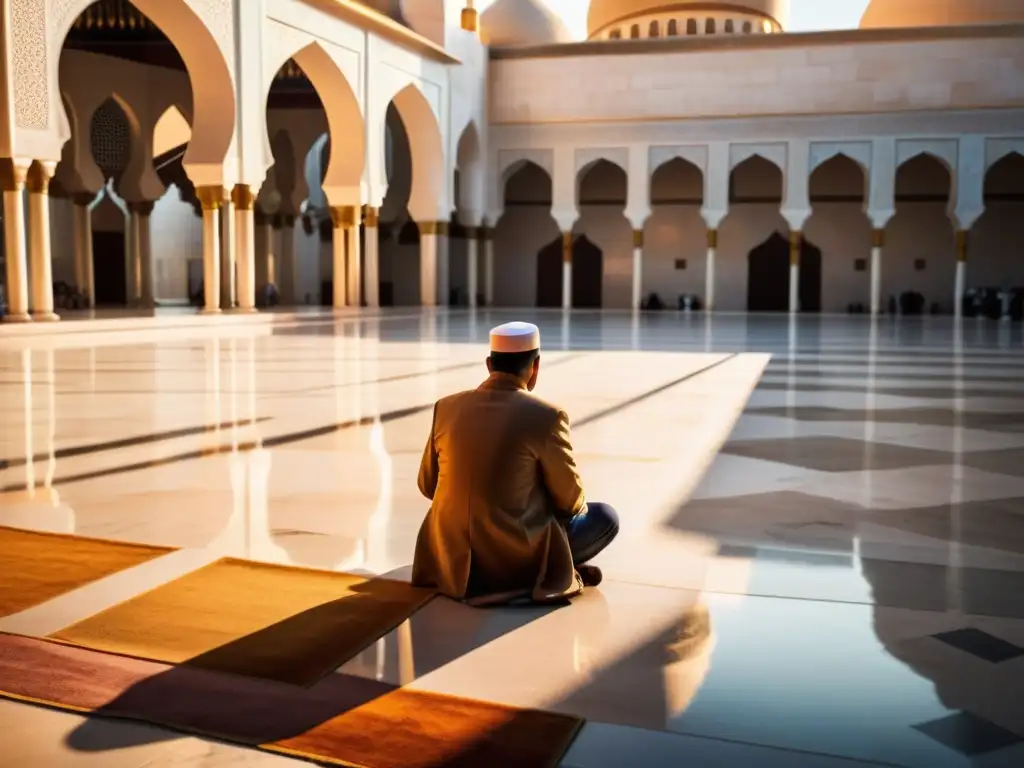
[755,382,1024,400]
[960,448,1024,478]
[722,436,952,472]
[745,406,1024,430]
[912,711,1023,756]
[932,628,1024,663]
[760,370,1024,383]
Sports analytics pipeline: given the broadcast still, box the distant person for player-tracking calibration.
[412,321,619,606]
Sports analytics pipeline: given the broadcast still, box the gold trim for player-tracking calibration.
[632,230,644,248]
[25,163,54,195]
[706,229,718,249]
[956,230,969,262]
[789,230,802,266]
[195,186,223,211]
[418,221,449,236]
[562,232,573,263]
[871,229,885,249]
[588,3,782,40]
[362,206,379,227]
[461,6,478,33]
[330,206,357,228]
[231,184,255,211]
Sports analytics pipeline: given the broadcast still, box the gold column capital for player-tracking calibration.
[362,206,379,227]
[956,229,969,262]
[196,185,223,211]
[231,184,255,211]
[461,3,478,32]
[26,161,56,194]
[706,229,718,249]
[871,229,885,248]
[0,158,31,192]
[330,205,357,228]
[789,230,802,266]
[632,229,644,248]
[418,221,449,236]
[562,232,573,263]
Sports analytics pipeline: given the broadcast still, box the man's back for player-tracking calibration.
[411,373,586,604]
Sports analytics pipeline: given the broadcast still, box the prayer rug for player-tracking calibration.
[51,557,436,687]
[0,526,174,618]
[0,633,583,768]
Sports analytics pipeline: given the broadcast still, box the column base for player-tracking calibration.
[30,312,60,322]
[232,307,259,315]
[199,308,223,316]
[1,313,32,323]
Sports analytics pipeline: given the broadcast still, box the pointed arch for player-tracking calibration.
[456,120,483,221]
[55,0,235,171]
[390,83,446,221]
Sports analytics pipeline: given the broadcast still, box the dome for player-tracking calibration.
[480,0,573,46]
[587,1,790,38]
[861,0,1024,28]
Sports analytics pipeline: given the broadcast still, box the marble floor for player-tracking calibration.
[1,309,1023,767]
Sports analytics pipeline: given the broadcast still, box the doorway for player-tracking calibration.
[91,231,127,306]
[747,231,822,312]
[536,235,604,308]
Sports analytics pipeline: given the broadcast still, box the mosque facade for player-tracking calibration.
[0,0,1022,321]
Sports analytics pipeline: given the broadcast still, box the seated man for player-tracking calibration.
[411,321,619,606]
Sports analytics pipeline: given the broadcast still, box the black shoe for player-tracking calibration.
[577,564,603,588]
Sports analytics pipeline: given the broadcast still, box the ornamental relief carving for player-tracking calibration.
[12,0,49,130]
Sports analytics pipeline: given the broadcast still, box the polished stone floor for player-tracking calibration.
[1,310,1023,767]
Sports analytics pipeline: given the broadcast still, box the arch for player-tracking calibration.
[730,145,786,174]
[86,93,143,195]
[56,0,235,170]
[809,153,868,203]
[984,151,1024,197]
[896,150,954,178]
[687,18,698,34]
[986,141,1024,173]
[456,120,483,220]
[705,18,716,34]
[389,83,446,221]
[503,159,553,202]
[577,158,627,207]
[630,23,641,38]
[730,154,784,203]
[153,105,192,159]
[667,19,678,35]
[747,232,822,312]
[537,235,603,308]
[268,43,365,207]
[651,156,704,204]
[649,20,660,37]
[896,152,953,198]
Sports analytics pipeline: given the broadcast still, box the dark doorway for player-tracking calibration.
[746,231,822,312]
[536,235,604,308]
[91,231,127,306]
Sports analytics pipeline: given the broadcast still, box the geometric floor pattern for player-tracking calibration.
[1,309,1024,767]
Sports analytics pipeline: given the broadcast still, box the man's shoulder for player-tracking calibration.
[438,388,564,418]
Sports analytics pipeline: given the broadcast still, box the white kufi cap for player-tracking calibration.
[489,321,541,354]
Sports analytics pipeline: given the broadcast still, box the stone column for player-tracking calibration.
[277,214,296,305]
[954,229,968,317]
[220,191,235,310]
[705,229,718,311]
[870,228,884,316]
[363,206,380,308]
[126,205,142,305]
[195,186,222,314]
[330,206,354,308]
[27,162,58,321]
[232,185,256,312]
[126,201,155,307]
[631,229,644,310]
[466,226,479,308]
[482,226,494,307]
[0,160,30,321]
[417,221,443,307]
[71,193,95,307]
[345,207,362,307]
[789,230,802,314]
[561,232,573,310]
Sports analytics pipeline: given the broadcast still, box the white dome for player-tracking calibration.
[480,0,573,46]
[587,0,790,38]
[861,0,1024,28]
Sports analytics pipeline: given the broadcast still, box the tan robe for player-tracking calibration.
[411,372,587,605]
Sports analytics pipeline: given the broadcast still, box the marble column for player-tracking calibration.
[127,201,155,307]
[870,228,884,316]
[27,162,58,320]
[466,226,479,308]
[362,207,379,308]
[232,185,257,312]
[330,205,354,308]
[954,229,968,317]
[705,228,717,311]
[196,186,222,314]
[220,192,236,310]
[0,160,30,321]
[71,193,95,307]
[561,232,573,310]
[788,230,802,314]
[631,229,644,310]
[417,221,444,307]
[482,226,494,307]
[345,208,362,308]
[277,214,296,305]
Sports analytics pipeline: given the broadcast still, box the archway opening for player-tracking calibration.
[747,232,822,312]
[573,159,626,308]
[494,161,557,307]
[974,152,1024,319]
[87,98,131,306]
[537,234,604,309]
[258,57,330,308]
[448,122,483,306]
[649,156,705,309]
[378,104,417,306]
[806,154,870,313]
[887,153,954,315]
[721,155,787,312]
